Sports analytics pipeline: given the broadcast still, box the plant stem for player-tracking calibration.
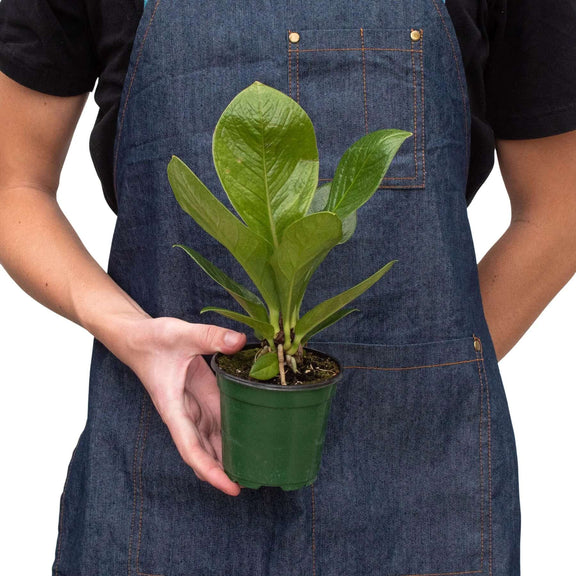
[277,343,287,386]
[296,344,303,365]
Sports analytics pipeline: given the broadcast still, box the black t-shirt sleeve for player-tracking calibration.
[485,0,576,139]
[0,0,97,96]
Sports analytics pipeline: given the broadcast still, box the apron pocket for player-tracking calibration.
[287,27,425,190]
[311,336,489,575]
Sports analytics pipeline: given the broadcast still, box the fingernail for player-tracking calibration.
[224,331,242,348]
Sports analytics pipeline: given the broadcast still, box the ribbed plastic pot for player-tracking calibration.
[212,348,342,491]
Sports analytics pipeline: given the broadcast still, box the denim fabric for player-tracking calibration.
[53,1,520,574]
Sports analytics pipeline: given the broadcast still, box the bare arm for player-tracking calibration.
[0,71,245,495]
[0,72,146,339]
[477,131,576,360]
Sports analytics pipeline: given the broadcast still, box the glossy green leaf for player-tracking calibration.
[174,244,269,322]
[326,130,412,219]
[201,307,275,343]
[308,182,357,244]
[213,82,319,247]
[249,352,280,380]
[301,308,358,344]
[294,260,397,346]
[270,212,342,331]
[167,156,279,314]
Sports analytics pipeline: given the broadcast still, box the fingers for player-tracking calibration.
[190,324,246,356]
[164,405,241,497]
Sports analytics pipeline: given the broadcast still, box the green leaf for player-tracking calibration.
[201,307,275,343]
[213,82,319,247]
[326,130,412,219]
[167,156,279,315]
[294,260,397,346]
[174,245,269,322]
[270,212,342,331]
[249,352,280,380]
[308,182,357,244]
[308,182,332,214]
[301,308,358,344]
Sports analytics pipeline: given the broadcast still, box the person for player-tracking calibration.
[0,0,575,574]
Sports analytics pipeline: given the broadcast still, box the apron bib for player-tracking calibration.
[53,1,521,574]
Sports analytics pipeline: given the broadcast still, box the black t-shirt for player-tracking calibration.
[1,0,576,213]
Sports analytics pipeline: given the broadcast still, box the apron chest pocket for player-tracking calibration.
[287,27,426,190]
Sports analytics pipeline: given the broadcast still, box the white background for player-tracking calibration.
[0,96,574,574]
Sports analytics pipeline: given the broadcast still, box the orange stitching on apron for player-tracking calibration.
[419,31,427,188]
[480,352,494,576]
[136,403,154,575]
[311,483,317,576]
[380,30,422,186]
[343,358,478,371]
[319,178,426,188]
[128,400,165,576]
[296,44,301,103]
[287,32,293,99]
[113,0,162,196]
[360,28,369,134]
[474,337,485,568]
[403,570,482,576]
[410,37,419,181]
[296,47,422,53]
[430,0,470,164]
[127,396,147,576]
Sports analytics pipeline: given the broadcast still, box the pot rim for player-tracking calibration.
[211,344,342,392]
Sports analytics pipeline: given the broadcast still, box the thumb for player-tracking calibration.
[190,324,246,355]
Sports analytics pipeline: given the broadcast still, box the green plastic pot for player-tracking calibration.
[212,348,342,491]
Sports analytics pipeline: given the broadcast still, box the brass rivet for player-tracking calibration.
[288,32,301,43]
[410,29,422,42]
[474,338,482,352]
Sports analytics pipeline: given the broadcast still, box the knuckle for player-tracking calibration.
[201,324,222,350]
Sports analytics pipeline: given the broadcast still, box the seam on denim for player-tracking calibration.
[296,44,301,103]
[128,396,147,576]
[288,32,293,99]
[380,30,423,188]
[319,177,426,188]
[379,184,426,188]
[53,442,82,575]
[475,347,485,567]
[473,337,485,569]
[400,571,482,576]
[410,37,418,181]
[297,47,422,53]
[113,0,162,197]
[343,358,478,371]
[430,0,470,163]
[136,403,155,575]
[360,28,369,135]
[480,353,494,576]
[320,175,423,182]
[311,483,317,576]
[419,31,427,189]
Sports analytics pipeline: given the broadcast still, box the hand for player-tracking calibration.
[119,317,246,496]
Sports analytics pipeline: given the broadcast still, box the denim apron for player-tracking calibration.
[53,0,521,574]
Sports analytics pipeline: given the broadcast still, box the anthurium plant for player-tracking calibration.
[168,82,410,385]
